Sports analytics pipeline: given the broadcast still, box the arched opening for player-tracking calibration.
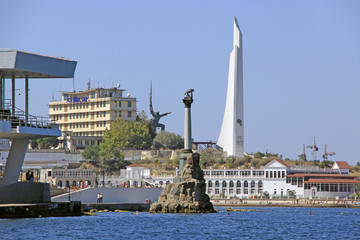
[229,180,234,194]
[236,180,241,194]
[244,181,248,194]
[222,181,227,188]
[250,181,255,194]
[65,180,69,188]
[258,181,263,195]
[133,181,138,187]
[208,181,213,194]
[215,181,220,194]
[166,181,170,185]
[58,180,63,187]
[72,181,77,186]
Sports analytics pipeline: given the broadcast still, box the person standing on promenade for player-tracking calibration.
[100,193,103,203]
[97,193,100,203]
[26,170,31,181]
[29,172,34,182]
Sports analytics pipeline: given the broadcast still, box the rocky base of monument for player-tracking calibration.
[150,153,216,213]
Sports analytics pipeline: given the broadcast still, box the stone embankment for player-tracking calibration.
[0,201,82,218]
[212,199,360,208]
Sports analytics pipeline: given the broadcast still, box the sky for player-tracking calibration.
[0,0,359,164]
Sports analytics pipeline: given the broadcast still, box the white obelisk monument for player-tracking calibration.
[217,17,244,158]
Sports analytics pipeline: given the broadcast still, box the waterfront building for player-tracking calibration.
[217,17,244,158]
[203,160,360,199]
[40,167,95,188]
[49,86,137,150]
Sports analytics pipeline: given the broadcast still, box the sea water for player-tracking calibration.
[1,207,359,239]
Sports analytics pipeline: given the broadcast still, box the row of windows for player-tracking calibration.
[70,112,90,119]
[52,100,134,111]
[52,170,93,178]
[54,111,134,121]
[208,180,263,189]
[73,139,102,146]
[205,170,257,177]
[286,177,304,187]
[266,171,286,178]
[304,183,355,192]
[71,131,104,137]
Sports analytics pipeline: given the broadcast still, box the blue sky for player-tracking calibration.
[0,0,359,164]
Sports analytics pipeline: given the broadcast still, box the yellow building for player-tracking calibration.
[49,87,137,150]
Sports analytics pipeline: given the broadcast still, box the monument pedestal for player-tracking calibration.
[150,153,215,213]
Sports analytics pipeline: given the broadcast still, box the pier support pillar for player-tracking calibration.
[1,139,29,185]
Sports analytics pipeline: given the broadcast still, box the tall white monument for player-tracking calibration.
[217,17,244,158]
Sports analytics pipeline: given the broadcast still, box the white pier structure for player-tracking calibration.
[0,49,76,191]
[217,17,244,158]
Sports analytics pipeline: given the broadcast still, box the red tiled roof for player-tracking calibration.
[304,179,360,184]
[333,161,350,169]
[126,164,143,168]
[286,173,354,178]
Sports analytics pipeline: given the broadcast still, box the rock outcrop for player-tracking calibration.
[150,153,215,213]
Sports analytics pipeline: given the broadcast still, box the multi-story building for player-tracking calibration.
[49,87,137,150]
[203,160,360,199]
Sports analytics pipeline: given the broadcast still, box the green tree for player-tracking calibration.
[254,152,265,158]
[104,117,154,150]
[298,153,307,161]
[37,137,59,149]
[319,160,334,168]
[152,131,183,149]
[81,145,100,166]
[99,141,126,171]
[226,156,236,168]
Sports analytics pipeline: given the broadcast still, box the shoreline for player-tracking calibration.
[212,199,360,209]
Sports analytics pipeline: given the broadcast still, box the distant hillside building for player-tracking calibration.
[49,87,137,150]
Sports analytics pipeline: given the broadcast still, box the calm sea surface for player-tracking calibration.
[1,207,359,240]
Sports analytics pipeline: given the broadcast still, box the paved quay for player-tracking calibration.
[212,199,360,208]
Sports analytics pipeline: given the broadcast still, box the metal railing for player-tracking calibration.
[0,99,57,129]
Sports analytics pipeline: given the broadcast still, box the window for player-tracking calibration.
[128,101,131,108]
[128,111,132,117]
[119,101,122,107]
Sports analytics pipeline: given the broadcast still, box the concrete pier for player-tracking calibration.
[0,201,81,218]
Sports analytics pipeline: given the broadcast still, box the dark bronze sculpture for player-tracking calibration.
[149,82,171,131]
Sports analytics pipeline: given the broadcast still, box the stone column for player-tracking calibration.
[182,90,194,152]
[176,89,195,183]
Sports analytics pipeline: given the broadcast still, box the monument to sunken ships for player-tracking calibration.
[150,90,215,213]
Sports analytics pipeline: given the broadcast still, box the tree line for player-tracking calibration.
[81,111,183,172]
